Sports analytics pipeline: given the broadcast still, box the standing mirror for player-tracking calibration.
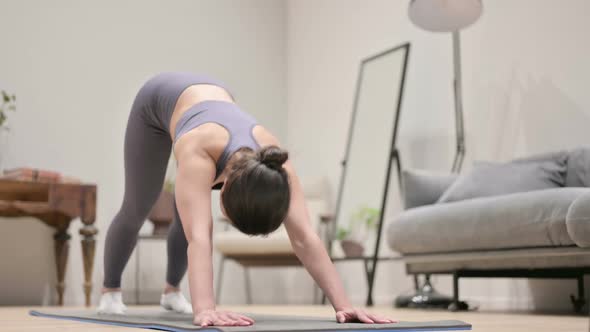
[330,43,410,305]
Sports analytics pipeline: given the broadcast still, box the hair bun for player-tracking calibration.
[257,146,288,170]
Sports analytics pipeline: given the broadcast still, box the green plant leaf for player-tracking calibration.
[1,91,9,103]
[336,227,350,241]
[365,208,380,228]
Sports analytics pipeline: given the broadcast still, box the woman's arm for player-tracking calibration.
[283,162,395,324]
[282,162,351,310]
[175,154,253,327]
[175,156,215,312]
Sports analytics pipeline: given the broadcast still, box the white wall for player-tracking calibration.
[0,0,286,305]
[2,0,589,312]
[286,0,590,311]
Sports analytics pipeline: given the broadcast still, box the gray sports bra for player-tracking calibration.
[174,100,260,182]
[142,72,260,186]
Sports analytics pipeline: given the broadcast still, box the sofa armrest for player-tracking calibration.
[389,188,588,254]
[402,169,458,210]
[566,191,590,247]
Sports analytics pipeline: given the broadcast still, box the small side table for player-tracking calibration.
[0,179,98,306]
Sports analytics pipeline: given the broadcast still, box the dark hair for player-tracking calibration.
[221,145,291,236]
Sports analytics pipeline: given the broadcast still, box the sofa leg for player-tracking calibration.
[448,273,460,311]
[454,273,459,304]
[395,274,456,309]
[448,272,468,311]
[570,274,587,313]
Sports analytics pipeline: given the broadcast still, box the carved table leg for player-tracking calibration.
[54,230,71,306]
[80,225,98,306]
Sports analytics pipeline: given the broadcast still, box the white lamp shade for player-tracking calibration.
[408,0,483,32]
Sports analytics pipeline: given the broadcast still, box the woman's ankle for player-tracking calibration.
[164,284,180,294]
[102,287,122,294]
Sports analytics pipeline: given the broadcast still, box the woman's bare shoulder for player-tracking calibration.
[174,123,229,164]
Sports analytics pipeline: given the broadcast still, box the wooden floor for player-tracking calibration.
[3,305,588,332]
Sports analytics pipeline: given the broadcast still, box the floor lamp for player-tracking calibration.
[395,0,483,310]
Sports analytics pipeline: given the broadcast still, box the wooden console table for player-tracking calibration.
[0,179,97,306]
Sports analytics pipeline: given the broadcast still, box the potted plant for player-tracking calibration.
[0,90,16,171]
[336,206,380,257]
[0,90,16,129]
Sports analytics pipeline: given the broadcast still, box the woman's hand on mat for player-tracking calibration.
[335,308,397,324]
[194,309,255,327]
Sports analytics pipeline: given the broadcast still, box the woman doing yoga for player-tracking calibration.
[99,72,395,327]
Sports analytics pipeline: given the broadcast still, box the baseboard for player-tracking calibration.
[123,288,581,312]
[459,295,534,311]
[123,287,536,309]
[367,293,577,312]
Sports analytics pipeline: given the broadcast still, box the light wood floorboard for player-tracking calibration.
[2,305,587,332]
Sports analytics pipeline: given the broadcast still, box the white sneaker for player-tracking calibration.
[160,291,193,314]
[97,291,127,315]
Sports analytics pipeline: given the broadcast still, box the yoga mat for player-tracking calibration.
[30,308,471,332]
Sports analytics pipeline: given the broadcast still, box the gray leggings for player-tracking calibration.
[103,95,187,289]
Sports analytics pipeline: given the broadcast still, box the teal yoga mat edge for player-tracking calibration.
[29,310,472,332]
[30,310,221,332]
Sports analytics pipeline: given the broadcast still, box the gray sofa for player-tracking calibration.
[387,148,590,312]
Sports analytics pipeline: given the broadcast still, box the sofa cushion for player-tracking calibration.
[512,150,568,164]
[388,188,590,254]
[402,169,458,209]
[566,191,590,247]
[566,147,590,187]
[437,160,566,204]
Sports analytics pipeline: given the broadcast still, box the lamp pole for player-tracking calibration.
[415,31,467,309]
[451,31,466,173]
[398,0,483,310]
